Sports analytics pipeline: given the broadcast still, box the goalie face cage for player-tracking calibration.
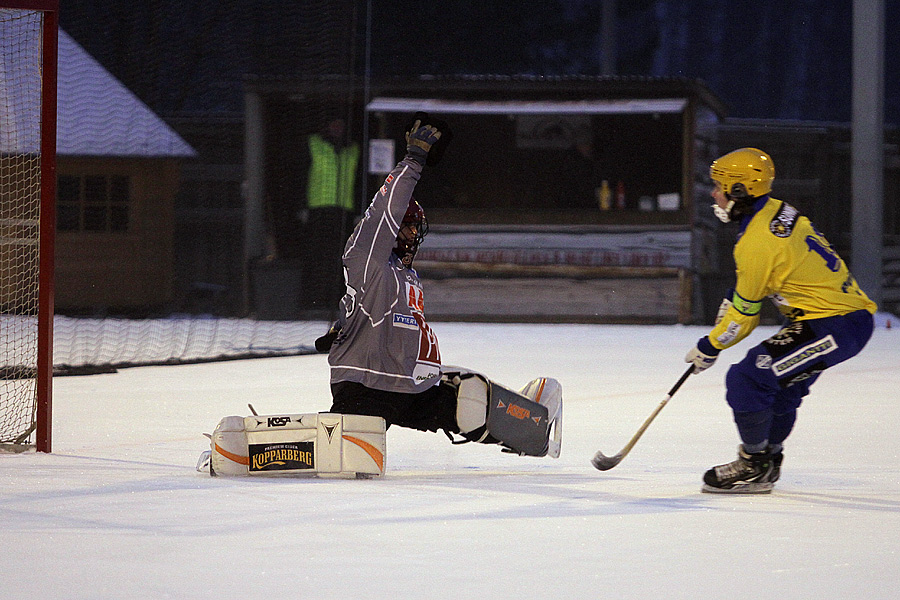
[0,1,57,452]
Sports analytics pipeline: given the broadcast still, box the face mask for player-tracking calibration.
[712,199,735,223]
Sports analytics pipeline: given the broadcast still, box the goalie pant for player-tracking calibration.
[330,366,562,458]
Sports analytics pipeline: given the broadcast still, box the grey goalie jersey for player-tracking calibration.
[327,156,442,393]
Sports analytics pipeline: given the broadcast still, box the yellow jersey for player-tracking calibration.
[708,197,877,350]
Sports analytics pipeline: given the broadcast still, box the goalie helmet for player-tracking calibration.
[394,197,428,267]
[709,148,775,222]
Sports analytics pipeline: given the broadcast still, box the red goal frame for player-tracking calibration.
[2,0,57,452]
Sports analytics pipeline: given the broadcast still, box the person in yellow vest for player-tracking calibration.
[301,117,360,309]
[306,118,360,213]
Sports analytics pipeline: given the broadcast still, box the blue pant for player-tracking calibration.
[725,309,874,447]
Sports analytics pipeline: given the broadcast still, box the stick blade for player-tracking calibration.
[591,451,622,471]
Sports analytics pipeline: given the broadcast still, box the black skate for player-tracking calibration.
[701,446,778,494]
[768,448,784,483]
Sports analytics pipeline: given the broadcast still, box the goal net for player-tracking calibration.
[0,2,57,452]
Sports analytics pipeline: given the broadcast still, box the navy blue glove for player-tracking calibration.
[685,336,720,373]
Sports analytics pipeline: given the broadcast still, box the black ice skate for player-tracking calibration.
[701,446,778,494]
[768,448,784,483]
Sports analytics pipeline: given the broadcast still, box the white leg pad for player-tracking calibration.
[455,375,490,437]
[208,413,385,478]
[209,416,249,476]
[519,378,563,458]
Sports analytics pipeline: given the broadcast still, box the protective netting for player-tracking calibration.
[0,9,43,445]
[53,1,363,317]
[50,315,325,374]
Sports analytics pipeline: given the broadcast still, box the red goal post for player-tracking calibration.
[0,0,57,452]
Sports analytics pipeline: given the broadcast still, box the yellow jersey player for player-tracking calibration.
[685,148,877,493]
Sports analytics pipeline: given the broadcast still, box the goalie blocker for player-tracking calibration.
[201,413,386,479]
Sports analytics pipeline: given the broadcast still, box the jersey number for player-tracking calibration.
[406,282,439,366]
[805,230,862,295]
[413,312,441,365]
[804,234,841,272]
[407,285,425,312]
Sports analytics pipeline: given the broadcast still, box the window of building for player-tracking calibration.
[57,174,130,232]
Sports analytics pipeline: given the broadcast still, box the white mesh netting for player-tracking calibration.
[1,9,43,445]
[50,316,324,374]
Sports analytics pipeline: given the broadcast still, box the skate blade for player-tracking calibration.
[701,482,774,494]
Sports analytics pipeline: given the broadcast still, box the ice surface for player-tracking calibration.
[3,319,899,599]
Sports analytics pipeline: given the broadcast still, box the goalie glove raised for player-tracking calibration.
[404,111,453,166]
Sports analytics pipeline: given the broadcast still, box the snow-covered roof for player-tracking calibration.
[57,29,196,157]
[367,97,688,115]
[0,15,195,158]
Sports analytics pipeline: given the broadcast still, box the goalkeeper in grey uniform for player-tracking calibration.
[315,114,562,458]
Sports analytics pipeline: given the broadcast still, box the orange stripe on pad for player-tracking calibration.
[533,378,546,404]
[214,443,249,465]
[343,435,385,472]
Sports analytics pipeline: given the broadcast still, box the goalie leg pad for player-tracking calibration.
[207,413,385,478]
[443,367,562,457]
[518,377,563,458]
[209,415,250,476]
[487,383,550,457]
[454,373,492,443]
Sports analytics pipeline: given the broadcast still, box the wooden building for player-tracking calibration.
[245,75,726,323]
[53,30,196,313]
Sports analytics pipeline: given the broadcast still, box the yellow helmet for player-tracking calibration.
[709,148,775,198]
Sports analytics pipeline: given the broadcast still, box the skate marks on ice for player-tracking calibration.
[772,488,900,513]
[340,468,712,523]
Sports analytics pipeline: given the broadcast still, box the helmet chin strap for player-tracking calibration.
[395,238,417,267]
[712,199,735,223]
